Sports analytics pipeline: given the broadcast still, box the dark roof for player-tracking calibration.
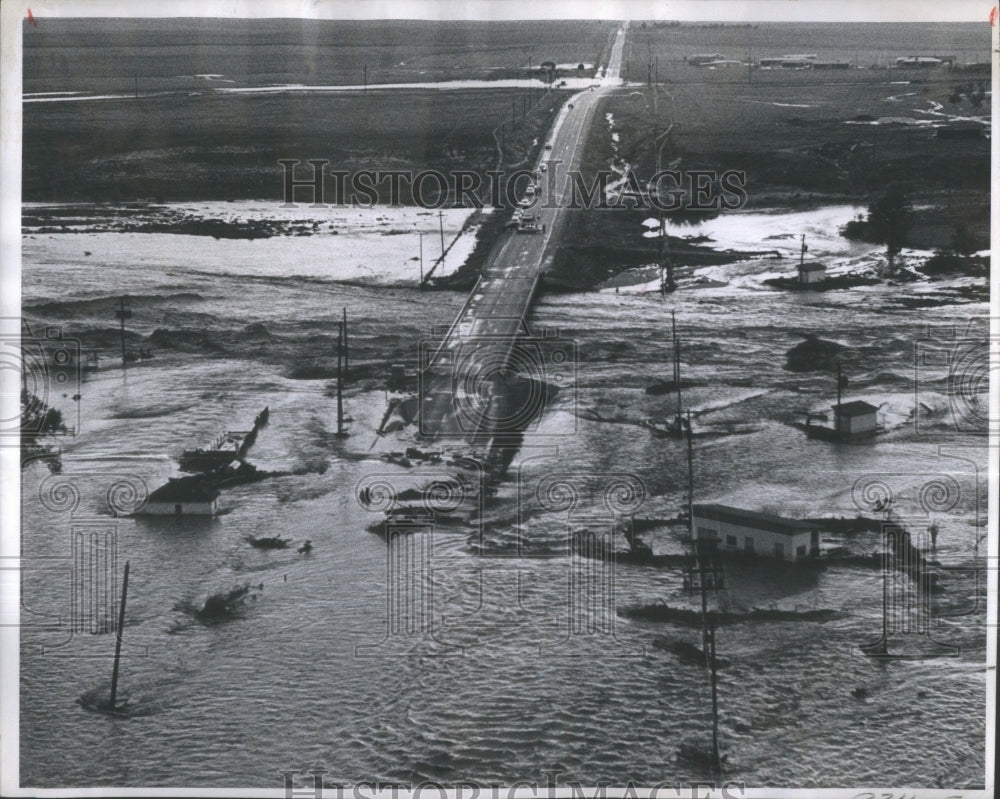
[798,262,826,271]
[833,400,879,417]
[693,503,815,536]
[148,478,220,503]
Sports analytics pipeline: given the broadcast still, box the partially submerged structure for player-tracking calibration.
[143,478,220,516]
[693,504,820,562]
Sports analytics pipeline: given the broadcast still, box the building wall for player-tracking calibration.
[143,499,218,516]
[799,267,825,285]
[694,515,813,561]
[838,412,877,435]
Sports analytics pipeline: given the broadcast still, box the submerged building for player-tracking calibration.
[693,504,820,562]
[144,478,220,516]
[832,400,879,437]
[798,261,826,285]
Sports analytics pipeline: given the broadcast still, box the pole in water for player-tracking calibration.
[115,296,132,370]
[109,560,130,710]
[835,361,843,435]
[438,210,445,257]
[709,612,722,773]
[342,307,349,380]
[336,323,346,436]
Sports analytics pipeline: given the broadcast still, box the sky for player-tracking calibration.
[9,0,998,22]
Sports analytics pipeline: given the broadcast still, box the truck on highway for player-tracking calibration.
[517,209,541,234]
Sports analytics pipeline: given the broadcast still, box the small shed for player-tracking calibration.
[693,504,819,562]
[833,400,879,436]
[144,478,220,516]
[798,262,826,285]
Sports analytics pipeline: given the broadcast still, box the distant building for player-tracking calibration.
[833,400,879,437]
[693,504,820,562]
[688,53,725,66]
[798,262,826,285]
[759,54,816,69]
[144,478,220,516]
[895,56,943,68]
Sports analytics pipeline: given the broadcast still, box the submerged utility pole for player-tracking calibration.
[336,323,346,437]
[835,361,844,435]
[654,119,676,294]
[673,311,683,428]
[108,560,130,710]
[708,612,722,773]
[115,297,132,369]
[419,232,425,289]
[342,307,349,380]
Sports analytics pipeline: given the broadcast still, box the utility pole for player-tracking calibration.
[673,311,683,428]
[708,612,722,774]
[835,362,844,436]
[342,307,349,380]
[335,323,346,437]
[686,408,723,775]
[108,561,130,711]
[419,232,424,289]
[655,122,676,294]
[115,296,132,369]
[438,210,445,257]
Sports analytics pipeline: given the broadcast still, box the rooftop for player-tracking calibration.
[693,504,815,536]
[798,262,826,271]
[148,478,220,503]
[833,400,879,417]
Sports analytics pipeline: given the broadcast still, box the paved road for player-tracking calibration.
[420,23,627,446]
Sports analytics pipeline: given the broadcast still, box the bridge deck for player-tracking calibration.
[419,25,627,443]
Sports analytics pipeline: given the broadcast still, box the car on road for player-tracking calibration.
[545,144,552,150]
[568,103,574,109]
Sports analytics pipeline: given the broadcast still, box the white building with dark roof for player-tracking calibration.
[143,478,220,516]
[798,262,826,285]
[693,504,820,562]
[833,400,879,437]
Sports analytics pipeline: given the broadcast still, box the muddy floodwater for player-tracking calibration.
[19,200,988,789]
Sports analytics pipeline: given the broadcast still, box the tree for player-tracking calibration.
[21,388,66,472]
[866,187,913,270]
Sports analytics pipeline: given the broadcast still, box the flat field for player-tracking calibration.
[23,88,566,202]
[23,18,617,95]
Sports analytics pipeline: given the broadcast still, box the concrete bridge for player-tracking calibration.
[419,24,628,449]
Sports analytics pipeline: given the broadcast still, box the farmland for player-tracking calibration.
[23,88,571,203]
[23,18,618,95]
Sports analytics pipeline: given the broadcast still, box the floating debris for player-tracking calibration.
[195,583,262,622]
[246,535,290,550]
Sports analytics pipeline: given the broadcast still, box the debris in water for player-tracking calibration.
[246,535,290,549]
[195,583,261,621]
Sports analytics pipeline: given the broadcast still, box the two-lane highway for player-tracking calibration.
[421,23,627,446]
